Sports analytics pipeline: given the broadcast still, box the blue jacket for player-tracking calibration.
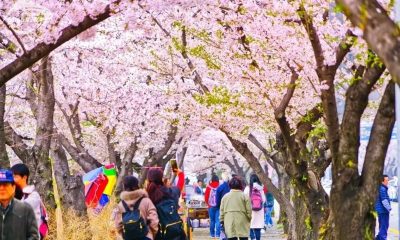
[216,181,230,209]
[375,184,391,214]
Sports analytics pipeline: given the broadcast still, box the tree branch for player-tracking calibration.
[56,132,102,172]
[0,16,27,54]
[4,121,31,162]
[334,30,355,70]
[294,105,323,143]
[0,2,117,86]
[336,61,385,180]
[181,26,210,93]
[0,32,18,55]
[336,0,400,83]
[248,133,283,165]
[275,64,298,115]
[298,4,324,68]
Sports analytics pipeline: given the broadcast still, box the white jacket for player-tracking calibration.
[22,185,42,229]
[244,183,266,229]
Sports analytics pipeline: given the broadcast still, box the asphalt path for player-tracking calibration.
[387,202,400,239]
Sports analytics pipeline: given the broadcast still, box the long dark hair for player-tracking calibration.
[249,173,261,194]
[146,168,166,205]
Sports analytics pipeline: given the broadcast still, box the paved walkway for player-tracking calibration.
[192,224,285,239]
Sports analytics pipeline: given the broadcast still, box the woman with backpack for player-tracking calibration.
[220,176,252,240]
[244,174,266,240]
[146,168,186,240]
[115,175,159,240]
[205,174,220,238]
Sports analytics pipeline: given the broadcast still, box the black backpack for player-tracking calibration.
[121,197,149,240]
[155,198,185,240]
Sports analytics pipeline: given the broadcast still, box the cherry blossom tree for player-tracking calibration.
[0,0,397,238]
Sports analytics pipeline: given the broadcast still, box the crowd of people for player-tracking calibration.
[0,160,395,240]
[202,173,274,240]
[0,160,277,240]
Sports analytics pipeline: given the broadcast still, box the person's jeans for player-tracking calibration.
[376,212,389,240]
[209,207,221,237]
[228,238,248,240]
[265,206,273,226]
[250,228,261,240]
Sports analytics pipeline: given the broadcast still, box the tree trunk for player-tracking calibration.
[139,157,150,187]
[139,125,177,186]
[115,141,138,195]
[293,194,313,239]
[328,82,395,239]
[0,85,8,168]
[31,58,55,206]
[277,169,290,234]
[106,133,121,170]
[51,136,87,216]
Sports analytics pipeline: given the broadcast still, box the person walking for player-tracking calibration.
[115,175,159,240]
[11,163,48,239]
[264,191,274,228]
[375,174,391,240]
[194,179,203,195]
[216,173,230,209]
[244,174,266,240]
[0,169,38,240]
[220,176,251,240]
[205,174,220,238]
[146,168,186,240]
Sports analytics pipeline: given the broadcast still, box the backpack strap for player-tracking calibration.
[133,197,145,210]
[121,200,130,212]
[121,197,145,212]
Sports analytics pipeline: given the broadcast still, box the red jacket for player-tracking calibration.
[204,181,219,208]
[175,171,184,192]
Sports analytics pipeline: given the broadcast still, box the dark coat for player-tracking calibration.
[216,181,230,209]
[0,198,38,240]
[375,184,391,214]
